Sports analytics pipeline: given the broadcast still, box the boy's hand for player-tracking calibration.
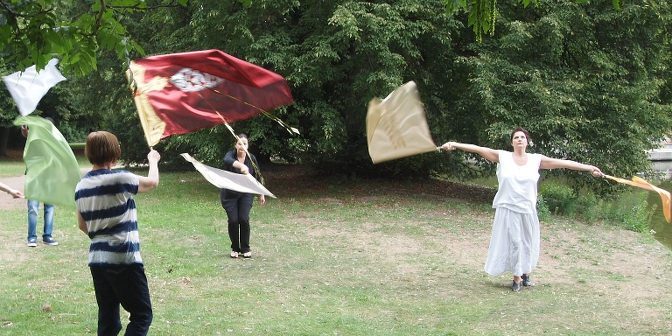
[147,149,160,163]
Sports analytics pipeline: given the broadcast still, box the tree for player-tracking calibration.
[444,0,623,42]
[4,0,670,195]
[444,0,672,190]
[0,0,188,75]
[0,0,187,155]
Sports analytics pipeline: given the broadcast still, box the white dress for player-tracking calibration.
[484,150,541,276]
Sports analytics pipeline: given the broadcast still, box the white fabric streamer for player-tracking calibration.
[2,58,67,116]
[181,153,276,198]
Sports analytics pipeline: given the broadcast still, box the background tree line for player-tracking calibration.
[1,0,670,192]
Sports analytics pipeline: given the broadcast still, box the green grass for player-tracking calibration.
[1,167,671,335]
[0,159,26,177]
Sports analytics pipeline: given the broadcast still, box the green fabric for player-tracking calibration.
[13,115,80,208]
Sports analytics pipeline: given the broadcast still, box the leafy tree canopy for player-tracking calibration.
[0,0,187,76]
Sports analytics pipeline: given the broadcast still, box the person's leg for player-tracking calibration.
[520,213,539,286]
[90,267,123,336]
[115,265,152,336]
[42,203,57,245]
[221,191,241,254]
[26,200,39,245]
[238,194,254,255]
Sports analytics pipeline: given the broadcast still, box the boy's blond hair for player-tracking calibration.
[85,131,121,165]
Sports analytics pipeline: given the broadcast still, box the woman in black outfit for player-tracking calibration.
[221,134,266,258]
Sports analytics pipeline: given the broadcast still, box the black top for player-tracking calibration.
[223,149,259,179]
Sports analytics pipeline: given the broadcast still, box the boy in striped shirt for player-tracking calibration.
[75,131,160,336]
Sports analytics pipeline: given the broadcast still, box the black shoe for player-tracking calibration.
[512,281,522,292]
[522,274,534,287]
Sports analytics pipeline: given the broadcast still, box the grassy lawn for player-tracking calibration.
[1,165,671,335]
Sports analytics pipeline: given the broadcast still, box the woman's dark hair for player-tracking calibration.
[233,133,248,145]
[510,127,532,144]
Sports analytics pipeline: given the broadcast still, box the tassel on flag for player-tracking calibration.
[2,59,67,116]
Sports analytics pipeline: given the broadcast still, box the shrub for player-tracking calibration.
[539,181,576,215]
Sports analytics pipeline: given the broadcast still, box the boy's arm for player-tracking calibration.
[77,211,87,234]
[138,149,160,193]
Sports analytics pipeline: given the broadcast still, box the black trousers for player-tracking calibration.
[90,264,153,336]
[220,189,254,253]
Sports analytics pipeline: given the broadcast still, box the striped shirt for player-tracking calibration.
[75,169,142,267]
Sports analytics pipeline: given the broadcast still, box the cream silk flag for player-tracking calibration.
[181,153,276,198]
[366,81,438,163]
[3,58,66,116]
[604,175,671,223]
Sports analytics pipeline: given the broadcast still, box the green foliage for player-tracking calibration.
[447,0,672,191]
[3,0,670,195]
[443,0,622,41]
[536,176,655,233]
[540,180,576,215]
[598,191,654,233]
[0,0,184,76]
[536,193,551,221]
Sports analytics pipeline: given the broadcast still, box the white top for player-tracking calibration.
[492,150,541,214]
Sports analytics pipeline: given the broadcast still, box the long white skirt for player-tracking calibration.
[484,207,540,276]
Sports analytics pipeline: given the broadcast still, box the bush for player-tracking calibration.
[536,194,551,222]
[539,182,576,215]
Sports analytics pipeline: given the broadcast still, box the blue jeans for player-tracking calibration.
[27,200,54,241]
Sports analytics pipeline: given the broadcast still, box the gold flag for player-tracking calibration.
[366,81,437,164]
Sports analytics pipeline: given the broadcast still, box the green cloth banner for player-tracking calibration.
[13,115,80,208]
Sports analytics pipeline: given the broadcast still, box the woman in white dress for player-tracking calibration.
[441,127,604,291]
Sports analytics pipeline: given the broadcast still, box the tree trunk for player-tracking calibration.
[0,127,8,157]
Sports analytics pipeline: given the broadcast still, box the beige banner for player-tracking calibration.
[366,81,438,164]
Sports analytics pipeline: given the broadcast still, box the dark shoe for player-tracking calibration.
[522,274,534,287]
[27,238,37,247]
[512,281,522,292]
[43,237,59,246]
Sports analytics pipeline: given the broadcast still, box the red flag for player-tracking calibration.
[127,49,294,146]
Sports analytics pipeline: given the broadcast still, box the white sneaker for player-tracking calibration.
[230,251,239,258]
[242,251,252,258]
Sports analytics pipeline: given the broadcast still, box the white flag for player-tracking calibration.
[366,81,438,163]
[181,153,276,198]
[2,58,67,116]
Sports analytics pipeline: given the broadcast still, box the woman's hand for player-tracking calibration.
[587,165,604,178]
[441,142,457,152]
[259,194,266,205]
